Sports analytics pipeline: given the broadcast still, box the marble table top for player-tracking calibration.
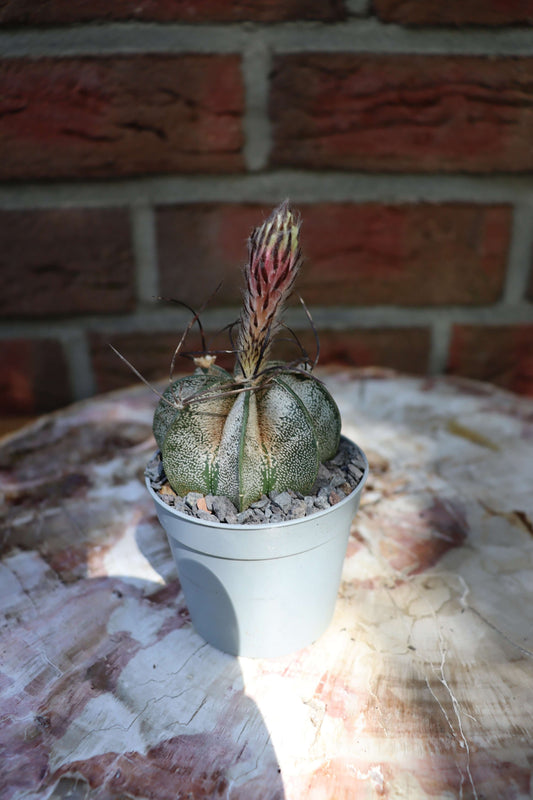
[1,369,532,800]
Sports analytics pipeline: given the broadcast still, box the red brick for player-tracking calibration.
[91,325,431,393]
[0,56,243,179]
[0,0,344,24]
[270,55,533,173]
[374,0,533,26]
[0,339,72,414]
[90,330,236,393]
[272,328,432,374]
[300,203,510,305]
[0,209,135,318]
[157,203,511,307]
[448,324,533,395]
[157,204,267,308]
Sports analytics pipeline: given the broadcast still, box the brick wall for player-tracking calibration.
[1,1,533,415]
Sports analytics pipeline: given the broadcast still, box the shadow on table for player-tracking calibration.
[4,566,286,800]
[0,553,285,800]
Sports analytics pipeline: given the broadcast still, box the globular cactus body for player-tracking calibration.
[153,201,341,512]
[153,365,341,511]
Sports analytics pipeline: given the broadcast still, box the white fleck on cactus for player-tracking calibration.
[152,201,341,511]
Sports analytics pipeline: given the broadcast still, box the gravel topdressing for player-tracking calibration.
[146,436,366,525]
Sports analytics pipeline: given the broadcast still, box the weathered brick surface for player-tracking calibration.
[90,330,236,393]
[157,203,511,307]
[0,339,71,414]
[91,325,431,393]
[298,203,510,305]
[270,55,533,173]
[157,204,264,308]
[448,325,533,395]
[0,0,344,24]
[374,0,533,26]
[0,209,135,318]
[275,328,432,374]
[0,56,244,179]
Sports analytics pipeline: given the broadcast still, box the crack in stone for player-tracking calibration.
[60,127,120,143]
[453,572,533,659]
[366,679,389,738]
[57,684,212,768]
[468,606,533,660]
[118,120,168,141]
[226,731,273,791]
[429,605,479,800]
[131,642,209,688]
[363,528,482,800]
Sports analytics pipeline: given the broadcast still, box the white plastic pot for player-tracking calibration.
[147,439,368,658]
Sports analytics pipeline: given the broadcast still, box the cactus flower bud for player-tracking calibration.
[237,201,302,379]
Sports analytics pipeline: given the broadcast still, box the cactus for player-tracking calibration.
[152,201,341,512]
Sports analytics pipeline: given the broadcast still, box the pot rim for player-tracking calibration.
[146,436,369,531]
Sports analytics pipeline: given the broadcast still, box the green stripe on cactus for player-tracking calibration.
[235,390,270,510]
[212,389,259,509]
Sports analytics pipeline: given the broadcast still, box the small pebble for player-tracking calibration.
[287,499,307,519]
[314,495,329,510]
[270,491,292,514]
[330,468,347,488]
[197,497,209,513]
[237,509,261,525]
[304,496,316,514]
[145,458,166,489]
[329,490,342,505]
[310,463,331,492]
[175,497,190,515]
[251,495,269,510]
[185,491,204,509]
[211,496,239,524]
[328,451,347,467]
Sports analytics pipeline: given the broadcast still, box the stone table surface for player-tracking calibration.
[1,369,532,800]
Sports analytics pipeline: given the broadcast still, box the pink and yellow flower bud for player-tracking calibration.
[237,200,302,379]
